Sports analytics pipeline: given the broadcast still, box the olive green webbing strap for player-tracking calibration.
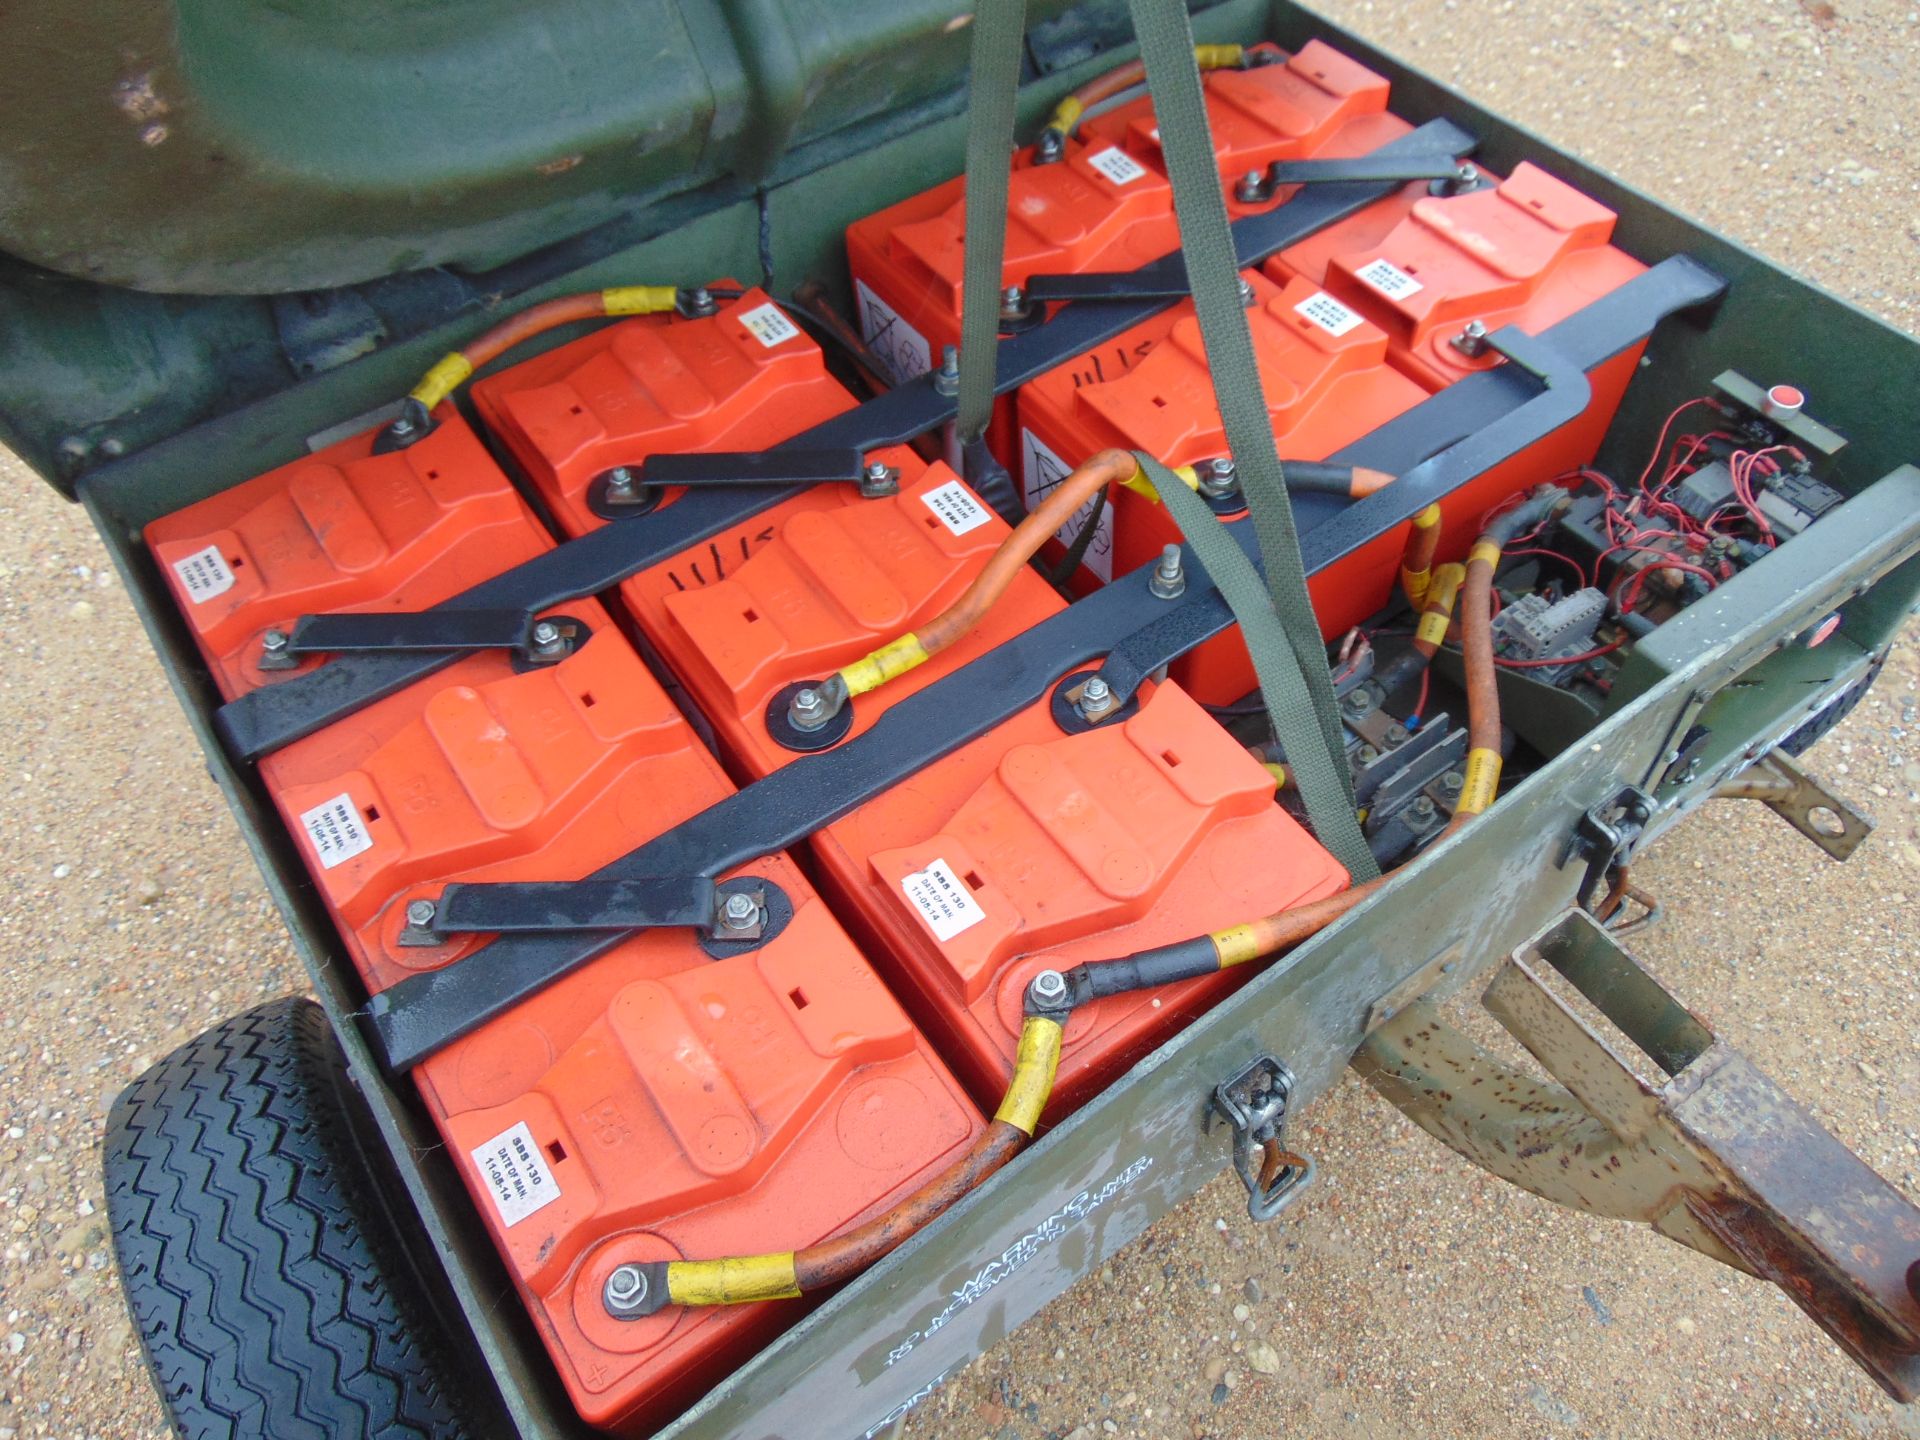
[1124,0,1377,878]
[1139,457,1374,877]
[955,0,1029,446]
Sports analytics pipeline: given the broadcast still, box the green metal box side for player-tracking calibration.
[53,2,1920,1436]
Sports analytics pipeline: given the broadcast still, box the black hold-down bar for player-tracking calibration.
[1265,154,1474,186]
[636,448,869,489]
[432,876,717,935]
[213,118,1479,761]
[363,256,1726,1070]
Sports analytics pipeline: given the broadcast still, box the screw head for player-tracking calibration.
[1341,689,1371,716]
[603,1264,650,1315]
[606,466,634,493]
[1235,168,1266,202]
[722,892,760,929]
[864,461,891,482]
[405,899,436,928]
[531,620,561,648]
[1440,770,1465,795]
[261,628,289,653]
[1456,162,1480,187]
[1029,969,1068,1005]
[1410,794,1438,821]
[389,411,415,436]
[1385,723,1409,746]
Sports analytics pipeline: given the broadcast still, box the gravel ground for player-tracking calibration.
[1,2,1917,1438]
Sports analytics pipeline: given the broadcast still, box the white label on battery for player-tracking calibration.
[854,279,933,385]
[298,792,373,870]
[737,301,801,348]
[900,858,988,943]
[1020,427,1113,582]
[1293,290,1365,337]
[1086,146,1149,186]
[919,479,993,537]
[470,1120,561,1228]
[171,544,236,604]
[1354,257,1423,300]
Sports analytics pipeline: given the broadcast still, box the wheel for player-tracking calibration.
[104,996,482,1440]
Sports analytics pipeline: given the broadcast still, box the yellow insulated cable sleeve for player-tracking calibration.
[407,353,475,412]
[1210,924,1264,968]
[993,1016,1064,1135]
[837,633,930,698]
[1456,746,1503,816]
[1122,462,1199,501]
[1262,761,1288,789]
[1414,562,1466,647]
[664,1254,801,1307]
[1468,539,1503,571]
[1194,43,1245,69]
[1401,503,1442,608]
[602,285,680,316]
[1044,95,1086,136]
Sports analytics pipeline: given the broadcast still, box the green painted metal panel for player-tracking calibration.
[24,0,1920,1434]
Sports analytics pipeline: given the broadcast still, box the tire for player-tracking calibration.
[104,996,481,1440]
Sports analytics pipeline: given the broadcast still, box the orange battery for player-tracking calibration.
[235,596,983,1434]
[1266,161,1648,389]
[1015,267,1433,701]
[844,41,1404,464]
[144,409,549,701]
[469,285,856,542]
[624,458,1349,1119]
[1081,39,1409,197]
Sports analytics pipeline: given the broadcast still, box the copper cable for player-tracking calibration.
[791,1122,1029,1289]
[913,448,1141,658]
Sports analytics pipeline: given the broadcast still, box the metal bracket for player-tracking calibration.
[1205,1056,1316,1223]
[637,448,869,490]
[425,876,718,938]
[1562,784,1655,909]
[1712,748,1874,859]
[286,609,582,664]
[1357,909,1920,1401]
[1236,152,1479,204]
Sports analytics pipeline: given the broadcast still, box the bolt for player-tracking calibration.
[1238,277,1257,308]
[1356,743,1380,765]
[606,466,635,495]
[1000,285,1028,320]
[1029,969,1068,1006]
[721,892,760,930]
[1440,770,1465,796]
[1198,455,1240,501]
[859,459,899,498]
[1454,162,1480,189]
[684,285,716,317]
[1235,169,1267,204]
[1385,723,1409,747]
[789,686,831,732]
[531,620,561,649]
[1035,130,1065,164]
[405,899,437,929]
[933,345,961,396]
[604,1264,650,1316]
[262,628,289,654]
[1149,544,1186,599]
[1409,794,1438,823]
[389,410,416,437]
[1341,688,1372,717]
[1079,674,1115,720]
[1451,319,1490,358]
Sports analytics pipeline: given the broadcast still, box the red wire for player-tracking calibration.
[1495,640,1626,669]
[1411,666,1431,722]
